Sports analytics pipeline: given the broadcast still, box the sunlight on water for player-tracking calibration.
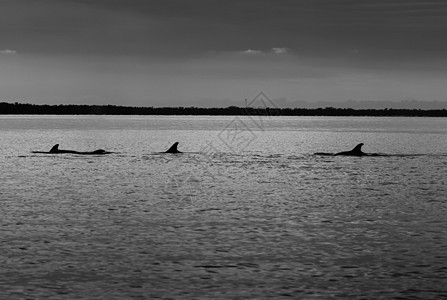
[1,115,447,299]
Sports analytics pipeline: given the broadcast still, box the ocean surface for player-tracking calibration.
[1,115,447,299]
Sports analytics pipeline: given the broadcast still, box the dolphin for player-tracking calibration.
[334,143,367,156]
[314,143,380,156]
[32,144,112,155]
[165,142,182,154]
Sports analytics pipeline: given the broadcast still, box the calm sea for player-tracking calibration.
[1,115,447,299]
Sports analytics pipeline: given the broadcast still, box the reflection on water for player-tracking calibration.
[1,116,447,299]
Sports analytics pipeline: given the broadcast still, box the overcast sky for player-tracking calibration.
[1,0,447,107]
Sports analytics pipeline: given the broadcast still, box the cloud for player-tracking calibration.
[0,49,17,55]
[272,47,288,54]
[241,48,289,55]
[242,49,263,55]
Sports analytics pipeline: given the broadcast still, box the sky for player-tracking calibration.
[1,0,447,108]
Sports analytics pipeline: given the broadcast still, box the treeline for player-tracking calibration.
[1,102,447,117]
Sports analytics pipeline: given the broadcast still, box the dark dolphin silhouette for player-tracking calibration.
[314,143,380,156]
[32,144,112,155]
[165,142,182,153]
[334,143,366,156]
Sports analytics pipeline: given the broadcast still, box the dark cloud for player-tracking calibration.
[1,0,447,59]
[1,0,447,105]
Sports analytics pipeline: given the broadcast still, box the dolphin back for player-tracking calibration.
[33,144,111,155]
[334,143,366,156]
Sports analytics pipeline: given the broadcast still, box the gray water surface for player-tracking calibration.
[1,115,447,299]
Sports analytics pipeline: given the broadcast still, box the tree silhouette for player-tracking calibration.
[1,102,446,117]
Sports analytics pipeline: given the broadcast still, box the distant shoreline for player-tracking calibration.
[1,102,446,117]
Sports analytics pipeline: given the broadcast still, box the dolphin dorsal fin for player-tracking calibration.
[352,143,364,153]
[165,142,180,153]
[50,144,59,153]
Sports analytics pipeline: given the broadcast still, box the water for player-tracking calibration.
[1,115,447,299]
